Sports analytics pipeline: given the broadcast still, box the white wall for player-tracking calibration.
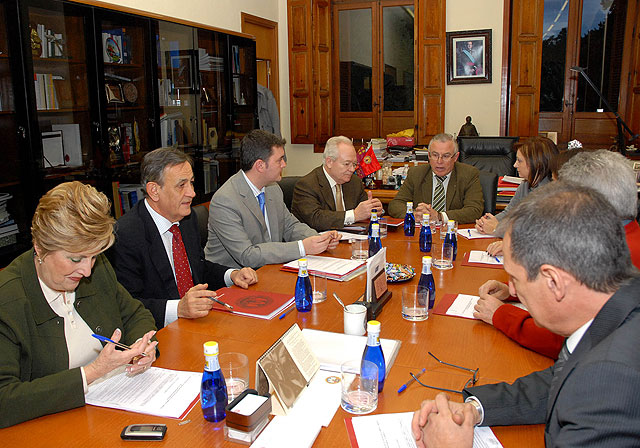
[445,0,504,138]
[93,0,505,176]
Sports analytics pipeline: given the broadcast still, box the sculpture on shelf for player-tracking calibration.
[458,116,479,137]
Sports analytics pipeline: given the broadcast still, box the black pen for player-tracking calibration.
[209,293,234,311]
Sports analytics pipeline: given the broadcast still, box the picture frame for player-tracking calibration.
[167,50,196,92]
[446,29,492,85]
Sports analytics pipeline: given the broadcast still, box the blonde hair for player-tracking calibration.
[31,181,115,257]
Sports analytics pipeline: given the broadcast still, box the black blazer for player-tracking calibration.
[111,200,229,328]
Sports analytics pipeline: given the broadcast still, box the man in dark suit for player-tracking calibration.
[291,136,383,231]
[388,133,483,224]
[411,182,640,447]
[112,148,258,329]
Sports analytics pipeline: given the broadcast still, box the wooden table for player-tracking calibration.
[0,229,551,447]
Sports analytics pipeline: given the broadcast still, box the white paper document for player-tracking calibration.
[283,255,365,280]
[446,294,480,319]
[348,412,503,448]
[468,250,504,265]
[251,415,321,448]
[86,366,201,418]
[457,228,496,239]
[339,232,369,241]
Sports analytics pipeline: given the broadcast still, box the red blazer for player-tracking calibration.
[492,220,640,360]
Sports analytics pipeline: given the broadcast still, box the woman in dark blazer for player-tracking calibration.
[0,181,157,428]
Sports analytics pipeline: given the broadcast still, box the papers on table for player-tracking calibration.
[445,294,480,319]
[210,288,295,320]
[251,415,321,448]
[343,225,366,232]
[344,412,503,448]
[301,328,401,375]
[85,366,201,419]
[282,255,366,281]
[338,231,368,241]
[458,228,496,239]
[468,250,503,265]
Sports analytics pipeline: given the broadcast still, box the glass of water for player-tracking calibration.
[341,360,378,414]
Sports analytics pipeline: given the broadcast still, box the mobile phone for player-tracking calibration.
[120,424,167,441]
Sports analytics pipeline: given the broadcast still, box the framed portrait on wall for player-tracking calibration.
[166,50,196,92]
[446,29,492,85]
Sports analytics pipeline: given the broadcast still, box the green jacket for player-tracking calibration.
[0,250,156,428]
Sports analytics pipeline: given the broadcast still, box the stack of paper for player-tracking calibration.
[497,176,523,204]
[281,256,366,281]
[210,288,294,320]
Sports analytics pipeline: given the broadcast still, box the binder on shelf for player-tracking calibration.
[41,131,64,168]
[51,124,82,167]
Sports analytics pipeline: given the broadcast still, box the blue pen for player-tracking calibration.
[279,306,295,320]
[91,333,148,356]
[468,229,472,237]
[494,256,502,263]
[397,368,426,393]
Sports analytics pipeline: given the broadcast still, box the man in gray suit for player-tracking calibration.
[412,182,640,447]
[205,130,340,269]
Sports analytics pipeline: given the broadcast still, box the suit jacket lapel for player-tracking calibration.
[317,168,337,211]
[138,202,179,296]
[422,166,434,204]
[446,164,458,210]
[235,172,270,241]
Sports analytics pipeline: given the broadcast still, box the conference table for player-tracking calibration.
[1,226,552,447]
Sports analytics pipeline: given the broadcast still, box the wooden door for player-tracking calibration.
[241,13,279,109]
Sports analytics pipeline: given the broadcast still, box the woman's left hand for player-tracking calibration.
[126,330,158,375]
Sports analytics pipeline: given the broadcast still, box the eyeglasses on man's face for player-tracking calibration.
[428,152,456,162]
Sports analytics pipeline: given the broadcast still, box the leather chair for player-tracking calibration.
[478,170,498,215]
[192,204,209,248]
[458,136,519,177]
[277,176,302,211]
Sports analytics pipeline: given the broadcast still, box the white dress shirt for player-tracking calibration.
[322,166,356,225]
[144,200,234,327]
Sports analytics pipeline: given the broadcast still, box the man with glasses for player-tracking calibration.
[292,136,383,231]
[388,133,483,223]
[411,182,640,447]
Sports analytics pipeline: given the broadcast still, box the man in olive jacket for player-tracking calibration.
[388,133,483,224]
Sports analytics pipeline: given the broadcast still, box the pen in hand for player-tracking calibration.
[398,368,426,393]
[209,293,234,311]
[91,333,148,356]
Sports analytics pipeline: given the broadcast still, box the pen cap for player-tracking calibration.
[204,341,219,356]
[367,320,381,334]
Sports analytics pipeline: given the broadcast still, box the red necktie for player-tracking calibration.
[169,224,194,298]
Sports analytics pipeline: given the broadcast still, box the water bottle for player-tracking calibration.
[444,220,457,261]
[403,202,415,236]
[362,320,386,392]
[419,213,432,252]
[368,223,382,257]
[295,258,313,312]
[418,256,436,309]
[201,341,228,422]
[368,209,379,237]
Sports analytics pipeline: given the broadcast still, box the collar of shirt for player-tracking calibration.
[566,318,594,354]
[38,275,74,305]
[144,198,179,236]
[241,170,266,199]
[322,166,339,191]
[432,171,451,183]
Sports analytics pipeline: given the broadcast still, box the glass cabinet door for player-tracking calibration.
[25,0,99,190]
[228,35,257,145]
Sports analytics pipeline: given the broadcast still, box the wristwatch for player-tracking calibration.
[464,396,484,426]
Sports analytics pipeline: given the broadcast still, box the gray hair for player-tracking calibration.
[323,136,353,162]
[141,147,193,196]
[428,133,458,153]
[497,181,634,293]
[558,149,637,220]
[240,129,287,171]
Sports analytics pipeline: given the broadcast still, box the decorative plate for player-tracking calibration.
[385,263,415,283]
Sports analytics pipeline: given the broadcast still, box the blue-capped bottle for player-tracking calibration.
[368,209,379,237]
[444,220,457,261]
[418,256,436,309]
[362,320,386,392]
[201,341,228,422]
[295,258,313,312]
[368,223,382,257]
[403,202,415,236]
[419,213,432,252]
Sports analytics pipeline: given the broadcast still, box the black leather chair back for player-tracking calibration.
[478,170,498,215]
[458,136,519,177]
[192,204,209,248]
[277,176,302,211]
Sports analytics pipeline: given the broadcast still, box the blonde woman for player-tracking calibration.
[0,182,157,428]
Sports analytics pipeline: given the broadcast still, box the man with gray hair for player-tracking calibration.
[112,147,258,329]
[472,150,640,359]
[291,136,383,231]
[412,181,640,447]
[388,133,483,223]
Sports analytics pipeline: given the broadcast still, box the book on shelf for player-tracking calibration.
[51,124,82,167]
[118,184,145,213]
[34,73,63,110]
[36,24,64,58]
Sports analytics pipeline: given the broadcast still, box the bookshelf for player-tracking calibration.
[0,0,257,265]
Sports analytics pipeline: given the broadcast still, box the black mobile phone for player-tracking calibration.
[120,424,167,441]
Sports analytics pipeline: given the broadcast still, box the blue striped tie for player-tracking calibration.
[257,192,266,217]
